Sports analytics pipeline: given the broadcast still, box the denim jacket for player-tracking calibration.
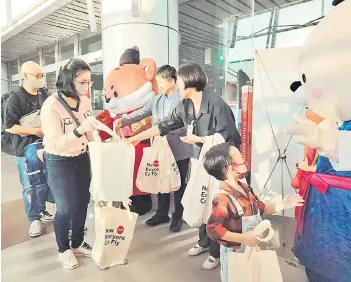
[121,92,193,161]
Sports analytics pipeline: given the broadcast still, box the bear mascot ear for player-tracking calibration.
[140,59,156,81]
[140,58,158,95]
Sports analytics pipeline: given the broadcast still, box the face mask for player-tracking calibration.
[27,75,45,89]
[75,83,89,96]
[238,170,249,179]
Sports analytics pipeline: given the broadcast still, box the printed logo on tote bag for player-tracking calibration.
[145,160,160,176]
[104,227,126,246]
[171,162,180,175]
[200,185,209,204]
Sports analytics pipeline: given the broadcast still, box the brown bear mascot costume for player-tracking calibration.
[96,46,157,215]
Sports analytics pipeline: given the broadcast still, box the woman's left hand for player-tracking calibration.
[282,194,304,210]
[180,134,202,144]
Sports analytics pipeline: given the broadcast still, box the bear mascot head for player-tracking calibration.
[97,46,158,139]
[96,46,158,215]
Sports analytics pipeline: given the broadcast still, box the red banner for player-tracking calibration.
[240,86,253,169]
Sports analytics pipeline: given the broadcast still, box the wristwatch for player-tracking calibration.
[200,136,206,143]
[73,128,83,138]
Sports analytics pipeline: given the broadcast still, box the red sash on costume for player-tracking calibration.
[295,171,351,235]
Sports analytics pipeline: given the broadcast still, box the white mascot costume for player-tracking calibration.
[287,1,351,281]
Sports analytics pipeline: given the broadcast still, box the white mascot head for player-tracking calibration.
[290,0,351,122]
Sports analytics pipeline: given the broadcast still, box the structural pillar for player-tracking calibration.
[101,0,179,77]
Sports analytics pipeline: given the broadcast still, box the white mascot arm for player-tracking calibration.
[286,115,351,171]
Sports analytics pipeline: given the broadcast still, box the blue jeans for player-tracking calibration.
[15,156,46,222]
[45,152,91,253]
[220,245,234,282]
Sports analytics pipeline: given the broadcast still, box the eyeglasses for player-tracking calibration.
[25,73,44,79]
[231,161,247,168]
[75,81,94,87]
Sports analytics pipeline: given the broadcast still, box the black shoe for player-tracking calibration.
[170,215,183,232]
[145,214,170,226]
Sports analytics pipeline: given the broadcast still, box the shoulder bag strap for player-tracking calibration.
[54,93,81,127]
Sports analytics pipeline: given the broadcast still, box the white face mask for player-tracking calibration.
[27,75,45,89]
[75,83,89,96]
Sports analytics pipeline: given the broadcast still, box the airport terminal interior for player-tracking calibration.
[1,0,339,281]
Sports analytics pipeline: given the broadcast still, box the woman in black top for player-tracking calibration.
[128,62,242,270]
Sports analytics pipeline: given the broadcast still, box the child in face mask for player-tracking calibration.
[204,143,304,282]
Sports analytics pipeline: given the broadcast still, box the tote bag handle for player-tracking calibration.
[87,117,122,142]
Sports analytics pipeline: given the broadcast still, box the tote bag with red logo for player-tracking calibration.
[136,136,180,194]
[92,203,138,269]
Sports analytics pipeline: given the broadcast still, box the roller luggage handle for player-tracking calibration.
[87,117,125,142]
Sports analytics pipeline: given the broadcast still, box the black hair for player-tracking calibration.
[203,143,233,181]
[156,65,177,82]
[178,62,208,92]
[56,58,91,100]
[119,46,140,66]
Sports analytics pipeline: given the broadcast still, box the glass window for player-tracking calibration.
[60,43,74,61]
[11,80,20,92]
[81,34,102,55]
[43,45,56,66]
[9,61,18,76]
[45,72,57,95]
[0,0,7,28]
[90,63,104,111]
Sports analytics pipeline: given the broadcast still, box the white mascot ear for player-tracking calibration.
[297,0,351,122]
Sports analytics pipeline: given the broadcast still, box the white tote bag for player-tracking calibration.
[228,248,283,282]
[136,136,181,194]
[228,221,282,282]
[92,203,138,269]
[181,134,223,227]
[161,137,181,193]
[88,118,135,202]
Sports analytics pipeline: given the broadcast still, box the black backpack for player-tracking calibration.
[1,92,16,154]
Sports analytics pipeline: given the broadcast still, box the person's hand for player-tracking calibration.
[180,134,203,144]
[113,118,122,130]
[241,230,259,247]
[34,128,44,137]
[122,199,132,209]
[282,194,304,210]
[128,136,140,147]
[77,119,96,134]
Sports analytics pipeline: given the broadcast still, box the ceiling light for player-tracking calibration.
[217,24,224,28]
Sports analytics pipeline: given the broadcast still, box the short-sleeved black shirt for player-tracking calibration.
[4,87,48,157]
[157,91,242,158]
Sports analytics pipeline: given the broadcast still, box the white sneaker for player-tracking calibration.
[72,242,92,257]
[29,220,42,237]
[59,249,78,270]
[202,256,220,270]
[40,211,54,222]
[188,244,209,256]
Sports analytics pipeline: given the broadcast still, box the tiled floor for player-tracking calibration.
[1,153,308,282]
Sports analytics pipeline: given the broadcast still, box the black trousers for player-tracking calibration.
[45,152,91,253]
[157,158,190,217]
[198,224,220,258]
